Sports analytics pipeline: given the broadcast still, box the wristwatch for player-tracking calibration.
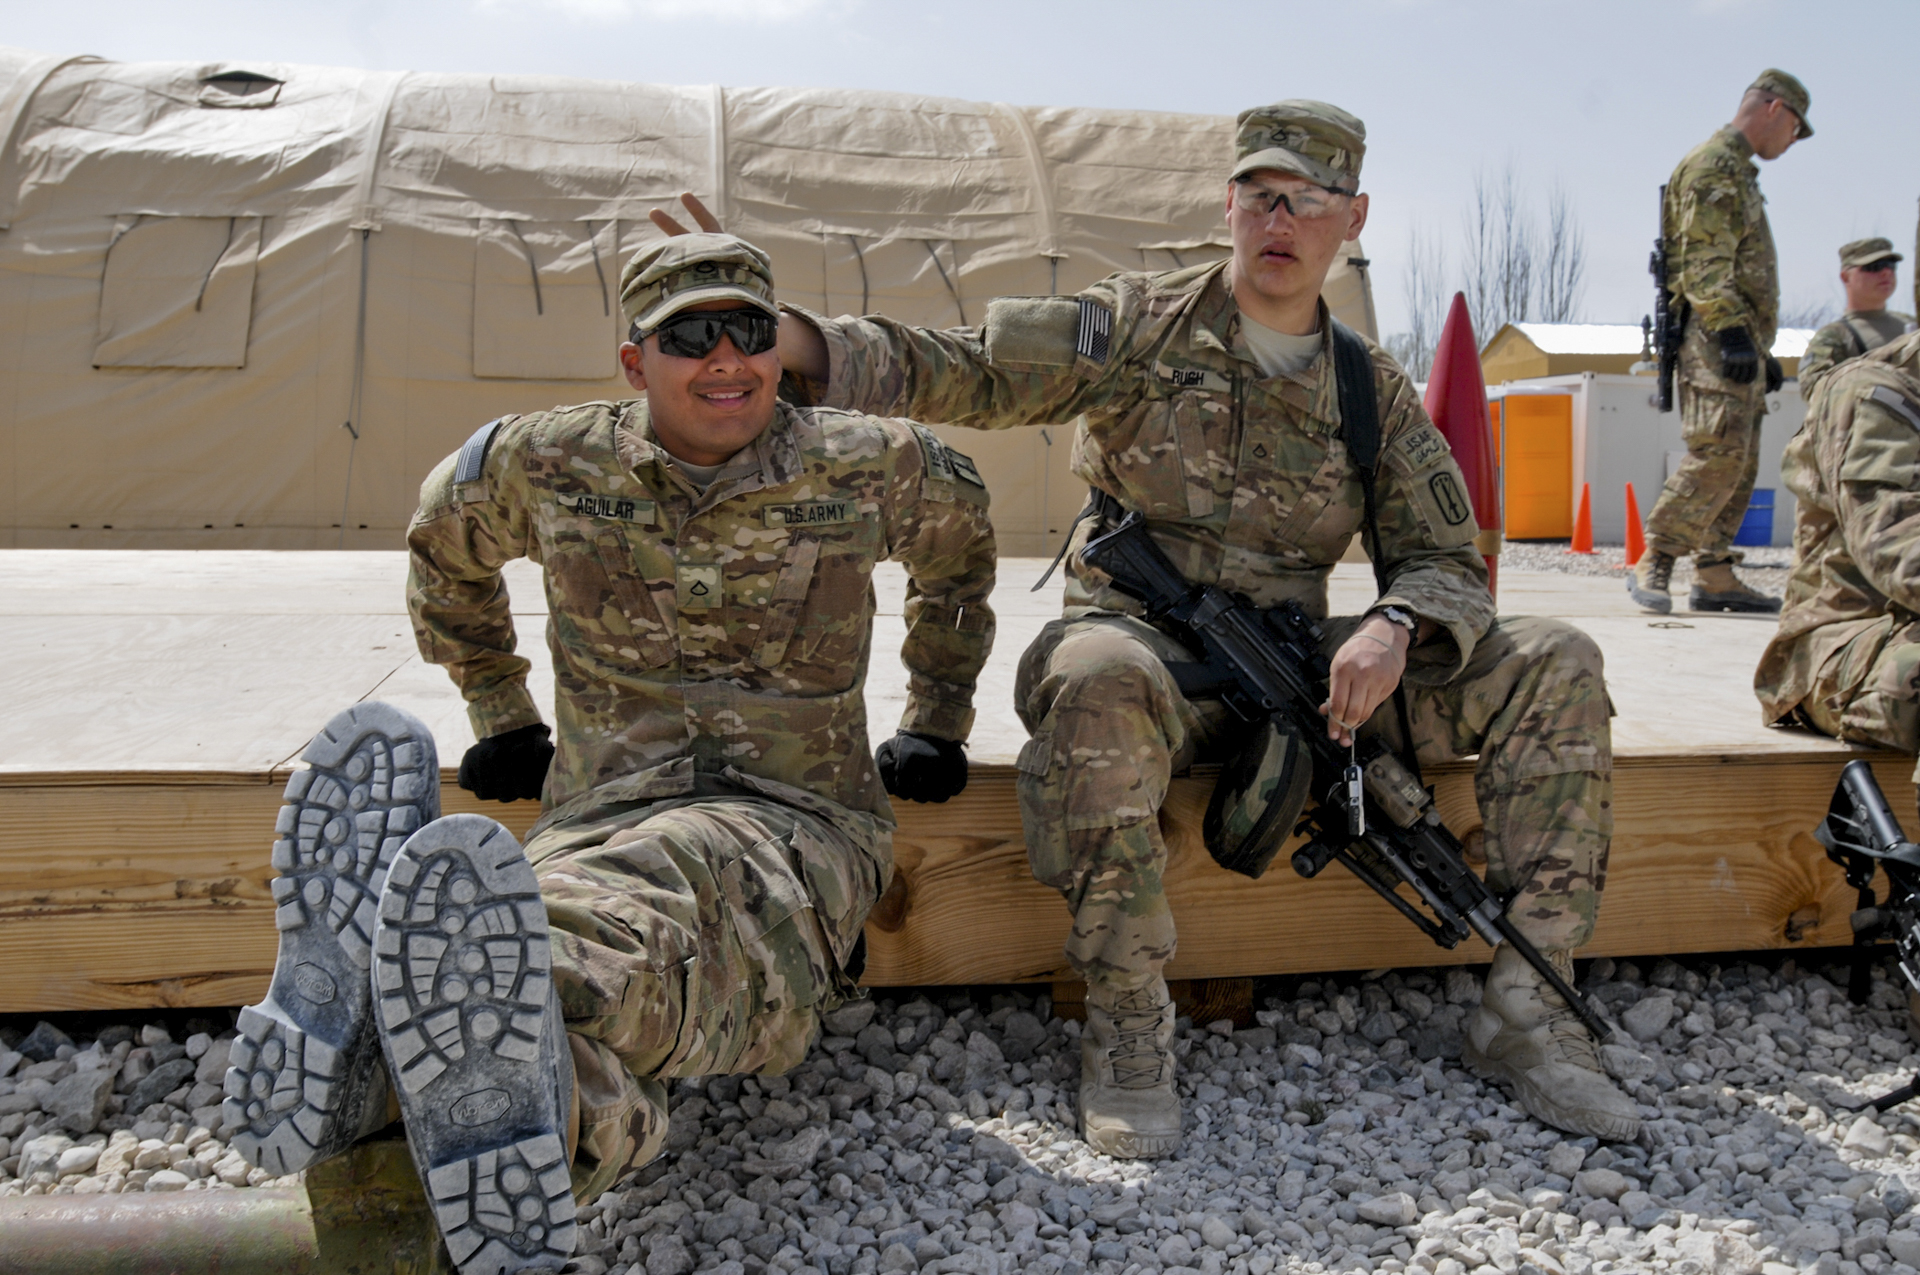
[1370,605,1419,640]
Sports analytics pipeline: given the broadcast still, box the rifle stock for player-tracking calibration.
[1082,508,1611,1040]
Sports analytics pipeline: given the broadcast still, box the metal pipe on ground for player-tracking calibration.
[0,1138,450,1275]
[0,1189,317,1274]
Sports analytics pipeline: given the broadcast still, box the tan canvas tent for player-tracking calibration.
[0,46,1375,554]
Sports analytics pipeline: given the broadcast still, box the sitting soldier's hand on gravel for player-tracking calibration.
[456,722,554,802]
[875,730,967,803]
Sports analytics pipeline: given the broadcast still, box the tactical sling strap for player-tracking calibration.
[1328,319,1388,596]
[1328,318,1424,779]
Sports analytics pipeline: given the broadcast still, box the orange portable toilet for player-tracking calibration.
[1498,394,1574,539]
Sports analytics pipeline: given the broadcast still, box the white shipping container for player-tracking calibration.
[1487,372,1801,548]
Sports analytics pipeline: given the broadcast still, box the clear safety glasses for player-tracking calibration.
[1231,178,1355,221]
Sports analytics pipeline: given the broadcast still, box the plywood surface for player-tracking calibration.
[0,550,1818,770]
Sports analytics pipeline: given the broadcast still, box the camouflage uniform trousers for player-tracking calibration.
[523,795,882,1201]
[1796,614,1920,785]
[1012,611,1613,988]
[1645,324,1770,562]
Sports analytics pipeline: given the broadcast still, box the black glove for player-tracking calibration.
[875,731,967,803]
[1715,326,1759,384]
[457,723,554,802]
[1764,354,1784,394]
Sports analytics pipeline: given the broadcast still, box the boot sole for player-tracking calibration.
[375,814,576,1273]
[227,702,438,1175]
[1460,1038,1641,1142]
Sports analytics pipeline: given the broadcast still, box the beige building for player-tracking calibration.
[1481,322,1811,386]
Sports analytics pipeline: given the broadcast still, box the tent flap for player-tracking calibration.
[92,214,261,369]
[472,218,618,381]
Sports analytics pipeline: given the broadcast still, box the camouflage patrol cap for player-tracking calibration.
[1748,68,1813,138]
[620,232,778,331]
[1840,237,1901,270]
[1231,100,1366,191]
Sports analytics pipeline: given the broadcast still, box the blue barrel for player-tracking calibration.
[1734,488,1774,546]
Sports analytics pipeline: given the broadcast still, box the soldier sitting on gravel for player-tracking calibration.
[223,234,995,1273]
[1759,331,1920,861]
[655,100,1640,1156]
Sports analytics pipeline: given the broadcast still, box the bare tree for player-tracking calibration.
[1387,167,1589,373]
[1385,226,1450,380]
[1537,184,1586,323]
[1461,167,1536,341]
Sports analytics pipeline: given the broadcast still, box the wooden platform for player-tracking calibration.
[0,550,1896,1012]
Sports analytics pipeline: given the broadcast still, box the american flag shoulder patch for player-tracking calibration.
[454,417,508,485]
[1075,298,1112,365]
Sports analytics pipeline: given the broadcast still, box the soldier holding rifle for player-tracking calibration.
[1634,70,1812,616]
[662,100,1638,1154]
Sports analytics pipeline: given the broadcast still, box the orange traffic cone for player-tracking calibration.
[1624,482,1646,567]
[1568,483,1594,554]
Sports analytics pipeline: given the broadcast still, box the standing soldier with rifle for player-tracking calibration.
[660,101,1640,1153]
[1633,69,1812,616]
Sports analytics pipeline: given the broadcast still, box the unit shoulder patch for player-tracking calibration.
[1425,471,1474,527]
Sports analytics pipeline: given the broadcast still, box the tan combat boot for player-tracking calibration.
[1463,944,1642,1141]
[1080,975,1181,1159]
[1626,550,1675,614]
[1690,557,1781,614]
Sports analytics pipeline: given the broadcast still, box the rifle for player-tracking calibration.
[1814,760,1920,1111]
[1081,508,1611,1040]
[1647,184,1684,413]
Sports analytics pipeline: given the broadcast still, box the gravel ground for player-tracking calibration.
[11,950,1920,1275]
[1501,540,1790,597]
[0,1011,300,1199]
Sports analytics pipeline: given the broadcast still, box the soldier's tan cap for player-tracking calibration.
[1230,100,1366,190]
[1749,68,1812,139]
[620,233,778,331]
[1841,237,1901,270]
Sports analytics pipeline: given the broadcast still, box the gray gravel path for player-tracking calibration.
[12,951,1920,1275]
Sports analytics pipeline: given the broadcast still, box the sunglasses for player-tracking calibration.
[1231,177,1355,221]
[1859,260,1899,274]
[639,307,779,359]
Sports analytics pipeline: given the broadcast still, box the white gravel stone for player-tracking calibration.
[1844,1115,1894,1156]
[144,1169,190,1192]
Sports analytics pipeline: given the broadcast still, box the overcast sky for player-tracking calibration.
[6,0,1913,338]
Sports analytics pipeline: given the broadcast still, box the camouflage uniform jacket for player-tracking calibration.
[1665,126,1778,347]
[801,260,1493,680]
[1756,332,1920,722]
[407,398,996,840]
[1798,310,1916,402]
